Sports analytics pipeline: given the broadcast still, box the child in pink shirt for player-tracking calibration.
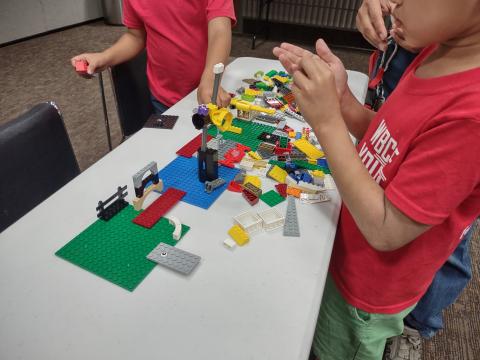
[72,0,236,113]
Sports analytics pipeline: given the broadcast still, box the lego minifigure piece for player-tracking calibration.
[293,139,324,160]
[147,243,201,275]
[283,196,300,237]
[233,211,263,235]
[242,189,259,206]
[267,164,288,183]
[133,187,186,229]
[165,216,182,241]
[223,238,237,249]
[258,208,285,231]
[275,183,288,198]
[228,225,250,246]
[132,161,164,211]
[205,177,226,193]
[96,185,128,221]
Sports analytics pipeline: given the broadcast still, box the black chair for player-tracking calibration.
[108,50,153,139]
[0,102,80,233]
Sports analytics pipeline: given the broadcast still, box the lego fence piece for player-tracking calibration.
[55,205,190,291]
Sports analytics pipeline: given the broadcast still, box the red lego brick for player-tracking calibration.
[176,134,213,158]
[133,187,186,229]
[75,60,89,73]
[275,183,288,198]
[242,189,259,206]
[227,181,243,192]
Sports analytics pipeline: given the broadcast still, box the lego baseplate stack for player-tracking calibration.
[55,205,190,291]
[147,243,200,275]
[158,156,239,209]
[207,118,275,151]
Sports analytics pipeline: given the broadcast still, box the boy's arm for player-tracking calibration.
[71,28,146,75]
[340,87,377,140]
[197,17,232,107]
[292,53,431,252]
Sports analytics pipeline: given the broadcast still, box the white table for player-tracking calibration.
[0,57,368,360]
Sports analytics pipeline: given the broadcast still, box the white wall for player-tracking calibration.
[0,0,103,44]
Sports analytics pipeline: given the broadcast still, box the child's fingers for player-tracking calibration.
[292,69,309,91]
[315,39,342,65]
[280,42,312,58]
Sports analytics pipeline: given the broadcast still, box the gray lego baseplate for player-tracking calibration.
[283,196,300,237]
[147,243,201,275]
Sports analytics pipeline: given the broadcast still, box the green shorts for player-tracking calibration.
[312,275,415,360]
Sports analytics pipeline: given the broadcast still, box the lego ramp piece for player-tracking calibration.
[55,205,190,291]
[133,188,186,229]
[147,243,200,275]
[293,139,324,160]
[176,134,213,158]
[158,156,239,209]
[283,196,300,237]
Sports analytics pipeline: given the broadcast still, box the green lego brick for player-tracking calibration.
[268,160,286,169]
[208,119,275,151]
[292,160,320,171]
[260,190,286,207]
[241,93,256,102]
[55,205,190,291]
[265,70,278,77]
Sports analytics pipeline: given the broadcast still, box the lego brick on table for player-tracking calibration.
[158,156,239,209]
[228,224,250,246]
[242,189,259,206]
[147,243,200,275]
[176,134,213,158]
[275,183,288,198]
[55,205,190,291]
[133,187,186,229]
[260,190,286,207]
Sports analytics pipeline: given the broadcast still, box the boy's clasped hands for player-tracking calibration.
[273,39,348,137]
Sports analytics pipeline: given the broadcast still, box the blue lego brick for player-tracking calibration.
[317,158,329,169]
[158,156,239,209]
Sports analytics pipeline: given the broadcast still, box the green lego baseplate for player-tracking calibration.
[207,118,275,151]
[55,205,190,291]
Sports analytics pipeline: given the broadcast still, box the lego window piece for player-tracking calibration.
[55,206,190,291]
[233,211,263,235]
[283,196,300,237]
[258,208,285,231]
[133,188,186,229]
[147,243,200,275]
[158,156,239,209]
[144,114,179,129]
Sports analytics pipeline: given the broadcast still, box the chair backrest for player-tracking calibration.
[0,102,80,233]
[110,50,153,137]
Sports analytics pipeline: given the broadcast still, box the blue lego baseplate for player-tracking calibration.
[158,156,239,209]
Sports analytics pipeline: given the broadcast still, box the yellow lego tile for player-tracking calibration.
[228,225,249,246]
[293,139,324,160]
[243,175,262,189]
[267,165,288,184]
[247,151,262,160]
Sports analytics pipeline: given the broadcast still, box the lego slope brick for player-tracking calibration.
[55,205,190,291]
[133,187,186,229]
[158,156,239,209]
[176,134,213,158]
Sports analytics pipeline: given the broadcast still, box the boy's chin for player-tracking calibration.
[392,34,422,53]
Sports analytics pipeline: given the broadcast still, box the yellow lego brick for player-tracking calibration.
[311,170,325,178]
[247,151,262,160]
[227,126,242,134]
[228,225,249,246]
[288,131,296,138]
[267,165,288,184]
[272,75,289,84]
[243,175,262,188]
[293,139,325,160]
[245,88,262,96]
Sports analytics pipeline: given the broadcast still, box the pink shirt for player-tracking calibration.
[330,46,480,314]
[123,0,236,107]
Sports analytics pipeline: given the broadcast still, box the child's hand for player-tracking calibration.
[70,53,109,76]
[273,40,348,101]
[291,53,342,134]
[197,82,231,108]
[356,0,391,51]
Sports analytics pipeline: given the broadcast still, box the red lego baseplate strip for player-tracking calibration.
[176,134,213,158]
[133,188,186,229]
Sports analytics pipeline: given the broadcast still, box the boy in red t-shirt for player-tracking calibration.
[71,0,236,113]
[273,0,480,358]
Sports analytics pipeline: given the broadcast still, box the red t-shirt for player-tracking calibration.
[330,46,480,314]
[123,0,236,107]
